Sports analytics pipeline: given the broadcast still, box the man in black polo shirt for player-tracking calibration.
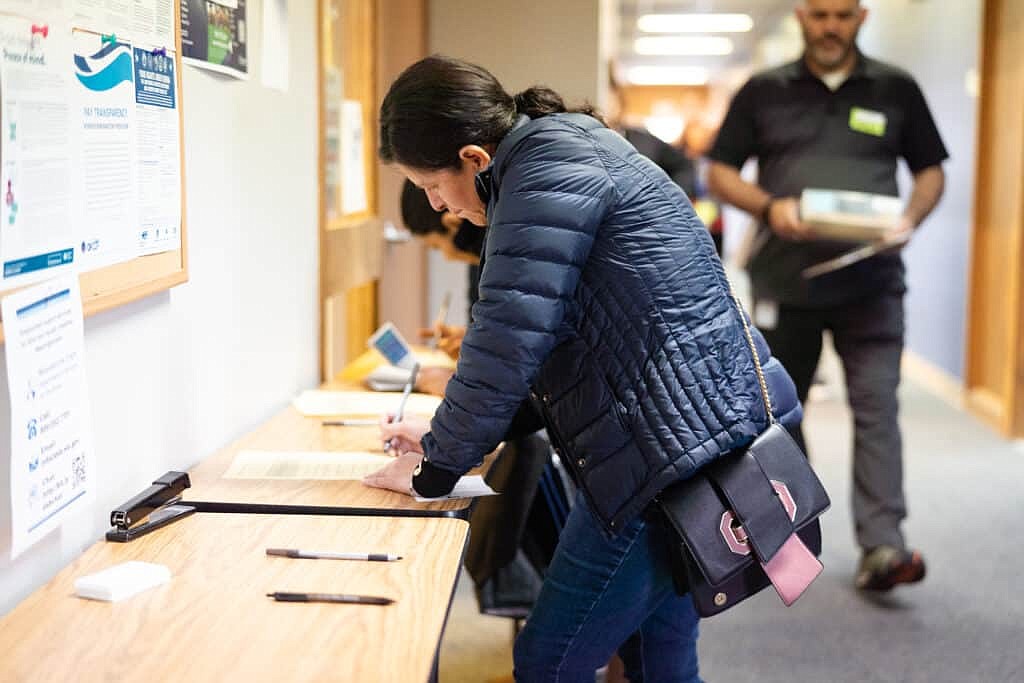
[708,0,947,592]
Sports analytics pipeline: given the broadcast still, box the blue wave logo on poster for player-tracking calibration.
[74,42,133,91]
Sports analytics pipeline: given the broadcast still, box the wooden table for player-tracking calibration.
[183,351,487,517]
[0,513,468,682]
[183,401,495,517]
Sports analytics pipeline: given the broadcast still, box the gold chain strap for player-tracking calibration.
[730,290,777,425]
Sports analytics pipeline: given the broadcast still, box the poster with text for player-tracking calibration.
[0,15,76,291]
[180,0,247,79]
[133,45,180,255]
[72,28,138,271]
[72,0,174,50]
[3,274,96,559]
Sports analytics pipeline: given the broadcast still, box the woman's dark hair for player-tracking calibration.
[400,179,446,236]
[400,179,486,257]
[380,55,603,170]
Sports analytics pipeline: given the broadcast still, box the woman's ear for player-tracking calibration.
[458,145,492,172]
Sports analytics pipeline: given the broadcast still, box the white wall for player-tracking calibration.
[0,0,320,614]
[426,0,608,326]
[857,0,981,380]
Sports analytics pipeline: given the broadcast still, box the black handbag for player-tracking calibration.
[657,292,831,618]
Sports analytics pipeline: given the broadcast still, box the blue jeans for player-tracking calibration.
[513,491,702,682]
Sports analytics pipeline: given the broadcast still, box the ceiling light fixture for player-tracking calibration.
[634,36,734,56]
[626,66,709,86]
[637,13,754,34]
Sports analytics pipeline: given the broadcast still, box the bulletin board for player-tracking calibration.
[319,0,381,378]
[0,0,188,342]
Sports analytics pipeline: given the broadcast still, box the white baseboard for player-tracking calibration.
[901,350,965,408]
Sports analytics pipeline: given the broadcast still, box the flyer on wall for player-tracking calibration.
[133,44,181,255]
[180,0,248,79]
[71,28,139,272]
[0,15,76,292]
[2,274,96,559]
[71,0,174,50]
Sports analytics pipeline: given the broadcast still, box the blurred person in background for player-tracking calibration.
[708,0,946,592]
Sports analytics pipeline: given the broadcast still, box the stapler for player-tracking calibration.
[106,471,196,542]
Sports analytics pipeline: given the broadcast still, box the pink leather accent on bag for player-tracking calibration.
[760,533,823,606]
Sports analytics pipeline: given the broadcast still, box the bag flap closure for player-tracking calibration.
[707,448,793,562]
[658,424,831,586]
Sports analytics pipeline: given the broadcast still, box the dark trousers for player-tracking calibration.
[755,291,907,551]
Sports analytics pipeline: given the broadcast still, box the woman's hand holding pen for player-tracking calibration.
[363,416,431,496]
[378,415,430,455]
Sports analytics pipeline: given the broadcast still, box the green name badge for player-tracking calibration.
[849,107,887,136]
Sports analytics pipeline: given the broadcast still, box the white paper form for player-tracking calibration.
[0,15,76,292]
[340,99,367,214]
[224,450,394,480]
[2,274,96,559]
[71,28,139,271]
[132,44,179,255]
[292,390,442,419]
[72,0,175,49]
[414,475,497,502]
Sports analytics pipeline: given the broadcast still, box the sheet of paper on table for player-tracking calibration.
[293,390,442,418]
[414,475,498,502]
[224,450,394,480]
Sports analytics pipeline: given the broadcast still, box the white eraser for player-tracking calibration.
[74,561,171,602]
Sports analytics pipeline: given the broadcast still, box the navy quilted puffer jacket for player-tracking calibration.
[421,113,801,534]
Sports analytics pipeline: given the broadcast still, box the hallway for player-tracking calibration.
[439,379,1024,682]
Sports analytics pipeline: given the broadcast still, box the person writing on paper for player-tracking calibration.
[398,178,479,372]
[707,0,947,592]
[364,55,803,681]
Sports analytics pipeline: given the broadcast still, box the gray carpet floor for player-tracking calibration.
[439,380,1024,682]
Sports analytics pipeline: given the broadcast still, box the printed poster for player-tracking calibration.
[133,45,180,254]
[180,0,247,79]
[0,14,76,291]
[71,28,138,271]
[3,274,96,559]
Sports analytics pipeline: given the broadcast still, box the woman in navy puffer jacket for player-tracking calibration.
[366,56,802,683]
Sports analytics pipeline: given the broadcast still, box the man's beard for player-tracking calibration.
[807,33,854,70]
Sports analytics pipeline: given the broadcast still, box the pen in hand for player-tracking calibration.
[266,592,394,605]
[428,292,452,349]
[383,362,420,453]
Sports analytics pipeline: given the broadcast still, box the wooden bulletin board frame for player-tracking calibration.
[318,0,381,379]
[0,0,188,342]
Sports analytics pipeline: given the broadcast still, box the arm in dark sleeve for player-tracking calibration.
[504,399,545,441]
[413,399,544,497]
[655,139,698,198]
[707,79,759,170]
[900,79,949,172]
[416,128,616,492]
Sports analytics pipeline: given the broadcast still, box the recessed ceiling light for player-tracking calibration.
[634,36,734,56]
[637,13,754,34]
[626,66,710,86]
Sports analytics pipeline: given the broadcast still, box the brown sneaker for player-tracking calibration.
[855,545,926,591]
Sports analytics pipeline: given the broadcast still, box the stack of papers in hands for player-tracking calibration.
[800,188,903,242]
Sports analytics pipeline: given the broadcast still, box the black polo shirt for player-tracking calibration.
[709,53,948,308]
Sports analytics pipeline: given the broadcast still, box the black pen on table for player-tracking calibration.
[428,292,452,349]
[267,548,402,561]
[383,362,420,453]
[266,592,394,605]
